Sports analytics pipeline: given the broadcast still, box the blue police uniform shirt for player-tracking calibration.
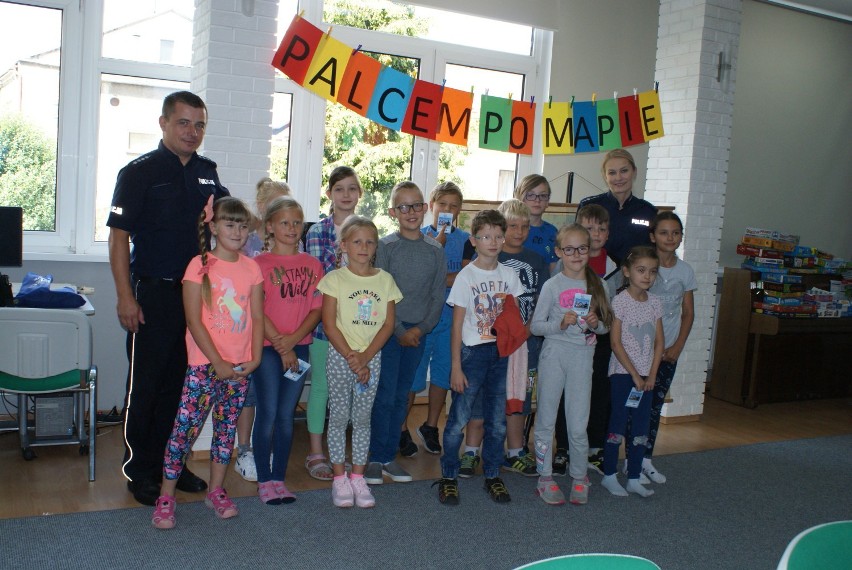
[578,191,657,266]
[106,141,230,280]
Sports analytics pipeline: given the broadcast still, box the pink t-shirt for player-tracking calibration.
[254,252,323,346]
[183,254,263,366]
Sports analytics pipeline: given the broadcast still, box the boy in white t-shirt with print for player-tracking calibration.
[434,210,523,506]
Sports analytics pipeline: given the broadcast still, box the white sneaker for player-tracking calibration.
[350,476,376,508]
[642,460,667,484]
[234,451,257,482]
[331,477,354,508]
[622,461,650,485]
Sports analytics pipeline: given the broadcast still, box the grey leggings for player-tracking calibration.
[326,346,382,466]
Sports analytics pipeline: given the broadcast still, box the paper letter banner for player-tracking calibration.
[303,34,352,102]
[595,98,620,151]
[542,102,573,155]
[479,95,511,151]
[436,86,473,146]
[367,66,414,130]
[272,15,664,155]
[402,80,442,138]
[510,100,535,155]
[272,15,323,85]
[338,51,382,115]
[638,90,664,141]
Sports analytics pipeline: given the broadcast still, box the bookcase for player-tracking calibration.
[708,267,852,408]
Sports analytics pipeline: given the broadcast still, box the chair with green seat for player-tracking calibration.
[776,521,852,570]
[0,307,97,481]
[514,554,661,570]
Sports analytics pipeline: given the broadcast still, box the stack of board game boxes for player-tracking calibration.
[737,228,850,318]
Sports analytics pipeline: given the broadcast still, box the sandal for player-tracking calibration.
[305,454,334,481]
[258,481,283,506]
[272,480,296,504]
[205,487,238,519]
[152,495,176,529]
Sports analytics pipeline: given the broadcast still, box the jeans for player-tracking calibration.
[604,373,652,479]
[440,343,507,479]
[647,359,677,457]
[252,344,310,483]
[370,326,425,464]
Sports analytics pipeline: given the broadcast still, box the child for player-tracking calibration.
[435,210,523,506]
[304,166,363,481]
[366,182,446,484]
[317,216,402,508]
[456,200,547,478]
[601,245,663,499]
[575,204,619,476]
[644,211,696,483]
[234,177,291,483]
[152,196,264,529]
[252,196,323,504]
[530,223,612,505]
[515,174,558,273]
[405,182,469,456]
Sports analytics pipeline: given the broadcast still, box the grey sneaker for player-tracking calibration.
[364,461,384,485]
[569,477,590,505]
[536,477,566,505]
[382,460,412,482]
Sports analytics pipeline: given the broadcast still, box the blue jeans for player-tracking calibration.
[369,326,425,464]
[411,307,452,392]
[440,343,507,479]
[253,344,309,483]
[604,374,653,479]
[647,359,677,457]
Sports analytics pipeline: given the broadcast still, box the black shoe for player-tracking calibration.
[553,448,568,477]
[96,406,124,425]
[176,468,208,493]
[587,450,604,475]
[127,478,160,506]
[416,423,442,454]
[484,477,511,503]
[399,430,418,458]
[433,478,459,506]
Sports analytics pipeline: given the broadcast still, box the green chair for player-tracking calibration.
[514,554,661,570]
[776,521,852,570]
[0,307,97,481]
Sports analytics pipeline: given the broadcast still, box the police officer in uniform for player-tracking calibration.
[107,91,229,505]
[579,148,657,266]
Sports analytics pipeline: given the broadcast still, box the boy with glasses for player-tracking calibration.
[366,182,446,485]
[515,174,558,274]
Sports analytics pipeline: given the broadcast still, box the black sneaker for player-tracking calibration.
[484,477,511,503]
[502,452,537,477]
[416,423,442,454]
[587,450,604,475]
[433,478,459,505]
[399,430,418,458]
[553,448,568,477]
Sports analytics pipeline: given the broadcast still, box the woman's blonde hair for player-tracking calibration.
[557,223,613,328]
[335,215,378,269]
[262,196,304,251]
[600,148,637,181]
[197,197,252,308]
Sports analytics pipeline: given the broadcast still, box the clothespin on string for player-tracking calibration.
[592,93,597,106]
[548,95,553,109]
[655,81,660,92]
[570,95,575,108]
[352,44,362,55]
[613,91,618,101]
[530,95,535,108]
[325,25,333,37]
[633,88,638,100]
[441,79,446,92]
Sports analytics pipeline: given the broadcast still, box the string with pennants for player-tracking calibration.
[272,14,665,156]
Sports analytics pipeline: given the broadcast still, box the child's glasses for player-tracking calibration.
[524,192,551,202]
[473,235,506,243]
[394,202,426,213]
[559,245,589,256]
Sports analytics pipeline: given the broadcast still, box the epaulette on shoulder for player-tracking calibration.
[197,154,218,167]
[579,192,606,206]
[130,151,156,166]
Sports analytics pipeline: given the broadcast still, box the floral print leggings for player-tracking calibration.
[163,364,247,480]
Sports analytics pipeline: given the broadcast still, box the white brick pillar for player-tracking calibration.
[645,0,742,419]
[191,0,278,201]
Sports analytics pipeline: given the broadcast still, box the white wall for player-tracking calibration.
[721,1,852,267]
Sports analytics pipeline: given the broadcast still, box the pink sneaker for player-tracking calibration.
[331,476,354,508]
[151,495,176,529]
[205,487,238,519]
[272,480,296,504]
[258,481,283,505]
[350,476,376,508]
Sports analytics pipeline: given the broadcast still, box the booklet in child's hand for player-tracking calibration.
[572,293,592,317]
[625,387,643,408]
[437,212,453,234]
[283,359,311,382]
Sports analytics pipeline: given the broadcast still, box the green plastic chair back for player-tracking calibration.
[777,521,852,570]
[515,554,661,570]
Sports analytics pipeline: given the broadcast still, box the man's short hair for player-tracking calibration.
[162,91,207,118]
